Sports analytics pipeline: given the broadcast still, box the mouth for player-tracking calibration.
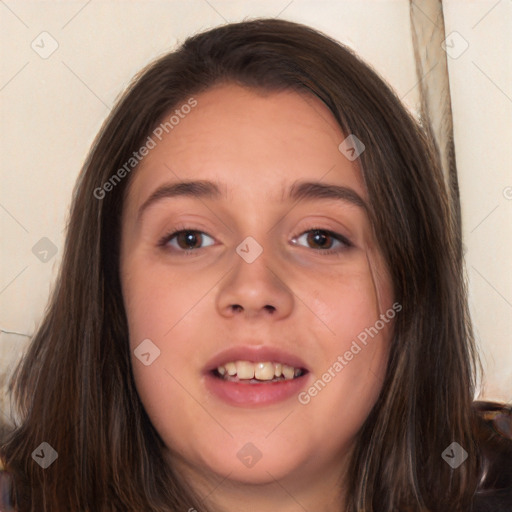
[203,345,311,407]
[212,361,308,383]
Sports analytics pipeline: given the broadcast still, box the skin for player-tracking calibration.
[120,83,395,511]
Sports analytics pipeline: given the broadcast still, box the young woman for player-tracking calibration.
[1,18,511,512]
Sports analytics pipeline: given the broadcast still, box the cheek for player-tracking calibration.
[307,262,386,343]
[122,257,209,343]
[122,259,213,445]
[298,252,393,417]
[295,316,392,457]
[127,303,204,454]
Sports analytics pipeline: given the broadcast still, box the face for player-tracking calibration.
[120,83,395,497]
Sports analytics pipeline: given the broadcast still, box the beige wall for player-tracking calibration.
[1,1,510,423]
[442,1,512,402]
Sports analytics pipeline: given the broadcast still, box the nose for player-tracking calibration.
[216,248,294,320]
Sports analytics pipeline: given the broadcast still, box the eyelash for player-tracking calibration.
[157,224,353,256]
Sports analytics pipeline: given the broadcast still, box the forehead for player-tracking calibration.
[124,83,366,212]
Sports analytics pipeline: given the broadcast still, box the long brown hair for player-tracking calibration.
[1,18,483,511]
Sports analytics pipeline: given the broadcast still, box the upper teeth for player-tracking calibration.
[217,361,302,381]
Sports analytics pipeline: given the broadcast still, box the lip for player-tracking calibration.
[204,372,310,407]
[203,344,311,407]
[203,344,310,373]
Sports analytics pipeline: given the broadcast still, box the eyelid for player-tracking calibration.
[299,227,351,244]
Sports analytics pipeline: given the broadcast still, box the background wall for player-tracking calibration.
[1,0,510,424]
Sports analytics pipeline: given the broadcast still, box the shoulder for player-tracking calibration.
[470,401,512,512]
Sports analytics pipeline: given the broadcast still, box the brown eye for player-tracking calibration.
[160,229,215,252]
[175,231,202,250]
[292,228,351,255]
[306,230,334,249]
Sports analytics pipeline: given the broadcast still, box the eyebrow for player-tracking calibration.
[136,179,367,221]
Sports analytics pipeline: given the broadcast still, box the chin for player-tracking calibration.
[192,438,309,485]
